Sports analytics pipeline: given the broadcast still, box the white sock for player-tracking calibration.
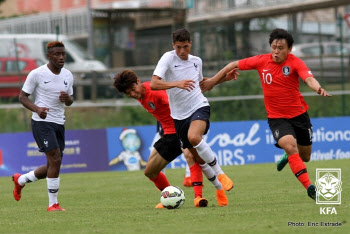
[185,163,190,177]
[194,139,224,175]
[47,177,60,207]
[18,171,38,186]
[199,163,222,190]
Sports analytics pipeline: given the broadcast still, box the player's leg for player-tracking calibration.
[297,145,312,162]
[12,120,50,202]
[298,145,316,200]
[183,162,192,187]
[13,163,49,201]
[144,148,170,191]
[151,134,183,208]
[294,113,316,199]
[279,134,309,190]
[44,123,66,211]
[183,149,208,207]
[278,135,315,200]
[277,144,311,171]
[46,148,65,211]
[189,148,228,207]
[269,116,315,200]
[277,151,289,171]
[189,120,233,191]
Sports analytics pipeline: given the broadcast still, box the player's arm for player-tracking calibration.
[200,61,239,92]
[150,75,195,92]
[59,91,74,106]
[304,77,331,97]
[60,74,75,106]
[19,90,49,119]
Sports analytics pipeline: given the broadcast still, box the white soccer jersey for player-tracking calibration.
[153,50,209,120]
[22,64,74,125]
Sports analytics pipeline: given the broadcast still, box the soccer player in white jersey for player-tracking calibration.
[150,28,234,206]
[13,41,74,211]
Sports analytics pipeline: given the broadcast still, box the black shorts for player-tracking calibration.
[31,120,65,153]
[174,106,210,149]
[268,112,313,148]
[153,134,182,162]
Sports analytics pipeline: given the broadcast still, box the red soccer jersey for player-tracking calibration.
[238,53,314,118]
[138,82,176,135]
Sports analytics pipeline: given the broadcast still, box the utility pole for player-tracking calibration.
[87,0,94,58]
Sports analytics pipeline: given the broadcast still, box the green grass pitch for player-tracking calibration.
[0,159,349,234]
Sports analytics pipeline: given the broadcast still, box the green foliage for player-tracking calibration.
[1,70,349,133]
[0,160,349,233]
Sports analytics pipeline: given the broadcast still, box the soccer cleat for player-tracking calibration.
[194,196,208,207]
[12,173,25,201]
[183,176,192,187]
[277,152,289,171]
[155,203,165,209]
[47,203,66,211]
[218,174,234,191]
[307,184,317,201]
[216,189,228,207]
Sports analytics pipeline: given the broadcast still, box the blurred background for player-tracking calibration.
[0,0,349,132]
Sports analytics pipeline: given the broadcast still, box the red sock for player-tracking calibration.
[149,172,170,191]
[190,162,203,198]
[288,154,311,189]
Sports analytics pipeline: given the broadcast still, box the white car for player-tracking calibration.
[291,42,350,82]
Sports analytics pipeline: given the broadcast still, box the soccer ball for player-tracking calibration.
[160,186,185,209]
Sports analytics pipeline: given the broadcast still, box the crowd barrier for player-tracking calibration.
[1,116,349,177]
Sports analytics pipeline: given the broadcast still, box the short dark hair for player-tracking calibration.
[113,70,138,93]
[269,28,294,48]
[46,41,65,51]
[172,28,191,43]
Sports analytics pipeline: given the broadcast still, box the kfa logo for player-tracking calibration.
[282,66,290,76]
[315,168,342,205]
[320,207,337,215]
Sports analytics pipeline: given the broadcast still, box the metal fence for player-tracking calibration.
[1,61,349,102]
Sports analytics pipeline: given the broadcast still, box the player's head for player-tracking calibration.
[113,70,145,100]
[46,41,65,69]
[269,28,294,64]
[172,28,192,61]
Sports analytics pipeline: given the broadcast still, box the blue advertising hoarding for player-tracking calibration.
[1,116,349,177]
[0,129,109,177]
[106,116,350,171]
[106,126,188,171]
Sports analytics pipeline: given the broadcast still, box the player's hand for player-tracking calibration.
[59,91,70,102]
[177,80,196,92]
[317,87,332,97]
[36,107,49,119]
[225,68,240,81]
[200,78,215,92]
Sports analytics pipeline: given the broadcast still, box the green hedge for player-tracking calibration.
[1,71,348,133]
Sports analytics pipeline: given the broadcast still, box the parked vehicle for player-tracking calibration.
[291,42,350,82]
[0,34,107,72]
[0,57,44,97]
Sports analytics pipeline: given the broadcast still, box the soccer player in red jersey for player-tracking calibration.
[200,28,331,200]
[114,70,215,207]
